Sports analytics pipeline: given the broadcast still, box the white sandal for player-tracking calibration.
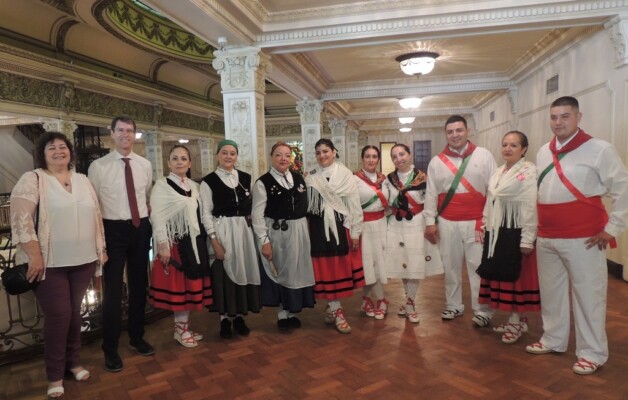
[47,382,64,399]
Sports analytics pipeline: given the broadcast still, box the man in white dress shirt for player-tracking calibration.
[526,96,628,375]
[424,115,496,326]
[88,116,154,372]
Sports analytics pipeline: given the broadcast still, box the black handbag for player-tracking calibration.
[1,263,39,295]
[1,171,41,295]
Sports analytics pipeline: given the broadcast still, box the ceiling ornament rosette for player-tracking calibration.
[94,0,215,63]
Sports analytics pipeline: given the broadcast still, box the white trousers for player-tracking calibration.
[536,237,608,365]
[438,218,491,315]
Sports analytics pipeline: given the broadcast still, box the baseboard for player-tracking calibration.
[607,259,625,281]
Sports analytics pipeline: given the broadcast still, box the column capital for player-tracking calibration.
[212,46,271,93]
[42,119,77,137]
[605,14,628,68]
[296,99,324,125]
[328,119,347,135]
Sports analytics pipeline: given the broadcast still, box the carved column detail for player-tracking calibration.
[144,131,163,179]
[296,99,324,171]
[213,46,270,178]
[346,129,359,172]
[605,14,628,68]
[328,119,347,165]
[42,119,78,143]
[198,137,214,176]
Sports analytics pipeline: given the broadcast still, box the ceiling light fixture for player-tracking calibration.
[399,117,415,124]
[135,132,142,139]
[399,127,412,133]
[398,97,422,109]
[396,51,440,76]
[178,139,189,144]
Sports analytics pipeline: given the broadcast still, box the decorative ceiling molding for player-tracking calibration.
[54,19,79,52]
[39,0,75,16]
[94,0,215,63]
[345,107,476,121]
[322,78,514,101]
[255,1,624,51]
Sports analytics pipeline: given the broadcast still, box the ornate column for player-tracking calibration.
[144,131,163,179]
[346,128,359,172]
[42,119,78,143]
[328,119,347,165]
[212,46,270,178]
[198,137,214,176]
[605,14,628,68]
[296,99,324,171]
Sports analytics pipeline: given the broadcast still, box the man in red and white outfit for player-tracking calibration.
[424,115,496,326]
[526,96,628,375]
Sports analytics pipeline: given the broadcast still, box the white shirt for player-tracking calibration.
[88,150,152,220]
[424,145,497,225]
[45,173,98,267]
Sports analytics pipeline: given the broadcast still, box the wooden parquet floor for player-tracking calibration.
[2,272,628,400]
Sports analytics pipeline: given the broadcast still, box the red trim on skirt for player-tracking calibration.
[312,228,365,300]
[478,248,540,312]
[149,244,213,312]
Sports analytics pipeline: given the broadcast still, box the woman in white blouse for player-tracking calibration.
[148,145,212,348]
[200,140,261,339]
[384,144,443,324]
[354,146,390,319]
[10,132,107,399]
[251,142,315,331]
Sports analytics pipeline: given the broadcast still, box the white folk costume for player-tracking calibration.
[305,162,365,300]
[535,129,628,366]
[200,168,261,316]
[384,167,443,280]
[149,174,212,312]
[477,160,540,313]
[424,142,496,317]
[251,168,315,313]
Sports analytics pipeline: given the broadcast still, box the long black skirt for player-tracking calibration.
[208,259,261,316]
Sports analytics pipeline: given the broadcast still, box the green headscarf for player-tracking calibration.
[217,139,238,153]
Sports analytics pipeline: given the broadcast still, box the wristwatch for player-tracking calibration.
[209,233,217,240]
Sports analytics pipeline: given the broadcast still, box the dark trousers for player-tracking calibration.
[33,261,97,381]
[101,218,151,355]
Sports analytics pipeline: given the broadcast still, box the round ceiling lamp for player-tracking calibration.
[396,51,440,76]
[399,127,412,133]
[398,97,422,109]
[399,117,415,124]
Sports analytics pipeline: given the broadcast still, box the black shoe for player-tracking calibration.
[277,318,290,331]
[233,316,250,336]
[104,352,123,373]
[288,316,302,329]
[129,339,155,356]
[220,318,232,339]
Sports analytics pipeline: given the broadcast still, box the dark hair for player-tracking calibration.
[270,141,291,156]
[361,145,380,159]
[35,131,74,170]
[390,143,411,155]
[169,144,191,159]
[551,96,579,111]
[444,115,468,129]
[110,115,137,132]
[315,138,340,158]
[503,130,529,156]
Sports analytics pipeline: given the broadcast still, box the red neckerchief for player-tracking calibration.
[388,168,426,213]
[549,129,592,155]
[441,141,477,158]
[355,169,388,208]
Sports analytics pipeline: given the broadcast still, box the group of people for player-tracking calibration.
[9,95,628,398]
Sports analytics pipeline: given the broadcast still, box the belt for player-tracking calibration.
[104,217,149,224]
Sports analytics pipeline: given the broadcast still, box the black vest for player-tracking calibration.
[202,170,252,217]
[258,171,307,220]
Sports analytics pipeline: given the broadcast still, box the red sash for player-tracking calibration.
[538,197,616,247]
[437,192,484,221]
[355,170,388,208]
[437,153,479,195]
[364,210,386,222]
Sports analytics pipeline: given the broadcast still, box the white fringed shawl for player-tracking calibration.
[484,159,537,258]
[306,162,354,243]
[150,177,201,263]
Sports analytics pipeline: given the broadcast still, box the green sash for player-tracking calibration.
[437,154,472,215]
[537,153,566,188]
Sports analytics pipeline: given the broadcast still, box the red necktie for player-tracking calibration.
[122,158,141,227]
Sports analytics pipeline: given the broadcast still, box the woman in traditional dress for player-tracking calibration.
[149,145,213,348]
[354,145,390,319]
[477,131,540,343]
[306,138,364,334]
[252,142,315,331]
[200,140,261,338]
[384,144,443,324]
